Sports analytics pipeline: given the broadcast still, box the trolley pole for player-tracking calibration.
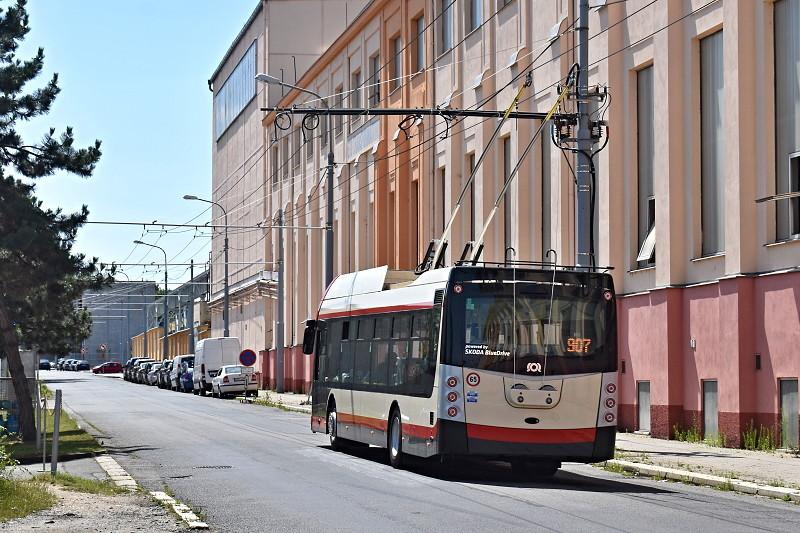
[575,0,593,268]
[276,209,285,394]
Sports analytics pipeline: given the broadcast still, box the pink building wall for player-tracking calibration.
[618,271,800,448]
[258,347,313,394]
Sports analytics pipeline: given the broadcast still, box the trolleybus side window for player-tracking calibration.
[314,322,328,381]
[354,318,372,385]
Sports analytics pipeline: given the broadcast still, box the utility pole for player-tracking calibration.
[188,259,195,354]
[276,209,285,394]
[575,0,593,268]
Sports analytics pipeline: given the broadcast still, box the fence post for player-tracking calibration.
[41,396,47,473]
[50,390,61,476]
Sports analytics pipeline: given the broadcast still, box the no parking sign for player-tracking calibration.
[239,349,257,367]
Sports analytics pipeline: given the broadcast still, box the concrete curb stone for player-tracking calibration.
[607,459,800,503]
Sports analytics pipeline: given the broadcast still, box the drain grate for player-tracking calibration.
[193,465,232,470]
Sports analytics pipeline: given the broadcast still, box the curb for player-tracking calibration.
[94,455,209,529]
[607,459,800,502]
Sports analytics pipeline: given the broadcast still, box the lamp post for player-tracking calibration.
[133,240,169,360]
[255,73,334,289]
[183,195,230,337]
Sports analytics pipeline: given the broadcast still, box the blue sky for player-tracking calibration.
[16,0,258,287]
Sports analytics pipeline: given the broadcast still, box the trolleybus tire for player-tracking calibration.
[388,409,404,469]
[328,407,344,451]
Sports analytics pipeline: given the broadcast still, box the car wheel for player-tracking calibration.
[328,406,344,452]
[199,385,206,397]
[388,409,404,469]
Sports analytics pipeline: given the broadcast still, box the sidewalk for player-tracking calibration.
[615,432,800,490]
[5,456,108,482]
[256,389,311,413]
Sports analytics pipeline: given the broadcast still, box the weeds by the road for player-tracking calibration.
[9,407,104,462]
[34,472,125,496]
[742,421,776,451]
[0,429,57,522]
[252,391,289,411]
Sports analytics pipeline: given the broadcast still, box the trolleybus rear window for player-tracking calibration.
[444,282,616,376]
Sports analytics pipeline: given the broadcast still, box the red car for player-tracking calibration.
[92,361,123,374]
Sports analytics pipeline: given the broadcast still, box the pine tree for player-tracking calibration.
[0,0,107,442]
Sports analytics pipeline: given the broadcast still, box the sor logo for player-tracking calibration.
[526,362,543,373]
[446,376,458,388]
[447,406,458,417]
[466,372,480,387]
[447,391,458,403]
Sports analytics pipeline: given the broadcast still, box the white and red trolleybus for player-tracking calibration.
[303,263,618,476]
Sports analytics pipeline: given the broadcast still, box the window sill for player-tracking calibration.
[690,252,725,263]
[764,236,800,248]
[465,26,482,40]
[389,86,402,96]
[410,70,424,81]
[435,48,453,63]
[627,265,655,274]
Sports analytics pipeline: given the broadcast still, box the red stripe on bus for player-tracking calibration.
[466,424,596,444]
[336,413,437,439]
[318,303,433,319]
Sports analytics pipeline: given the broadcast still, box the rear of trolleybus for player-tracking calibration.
[437,266,618,475]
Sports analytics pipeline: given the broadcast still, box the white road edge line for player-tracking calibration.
[94,455,209,529]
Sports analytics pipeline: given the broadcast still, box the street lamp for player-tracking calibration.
[183,194,230,337]
[133,240,169,360]
[255,73,335,289]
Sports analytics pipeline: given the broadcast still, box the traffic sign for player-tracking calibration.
[99,343,107,352]
[80,347,87,355]
[239,349,257,367]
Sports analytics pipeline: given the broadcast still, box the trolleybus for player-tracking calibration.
[304,263,617,476]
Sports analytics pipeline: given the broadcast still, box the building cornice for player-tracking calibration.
[209,1,263,88]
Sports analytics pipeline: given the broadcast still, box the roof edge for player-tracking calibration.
[209,1,263,87]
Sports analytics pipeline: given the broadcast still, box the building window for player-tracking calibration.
[467,0,482,33]
[502,136,512,256]
[498,0,514,8]
[272,145,279,187]
[390,36,403,92]
[438,167,446,234]
[281,138,289,180]
[368,54,380,106]
[636,65,656,266]
[438,0,453,55]
[306,119,314,161]
[321,101,329,147]
[350,70,362,131]
[413,16,425,74]
[700,31,725,256]
[775,0,800,240]
[334,85,344,137]
[213,41,256,140]
[292,127,301,171]
[467,153,476,242]
[541,131,551,259]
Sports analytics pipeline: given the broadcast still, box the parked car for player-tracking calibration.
[92,361,122,374]
[147,363,163,386]
[137,362,155,384]
[127,358,154,382]
[124,357,148,381]
[193,337,241,396]
[211,365,257,398]
[39,359,51,370]
[180,368,194,393]
[170,355,194,391]
[63,359,77,371]
[56,358,65,370]
[157,361,173,389]
[76,360,91,371]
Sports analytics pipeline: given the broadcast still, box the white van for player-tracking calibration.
[193,337,241,396]
[170,354,194,391]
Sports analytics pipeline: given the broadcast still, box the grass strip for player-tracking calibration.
[9,408,104,462]
[34,472,126,496]
[0,478,57,523]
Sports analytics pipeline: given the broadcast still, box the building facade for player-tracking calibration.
[215,0,800,448]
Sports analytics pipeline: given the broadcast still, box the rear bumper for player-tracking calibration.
[217,382,255,393]
[439,420,615,462]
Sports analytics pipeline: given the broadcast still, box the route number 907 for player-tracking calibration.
[567,337,592,353]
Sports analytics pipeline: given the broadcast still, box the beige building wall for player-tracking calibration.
[209,0,369,353]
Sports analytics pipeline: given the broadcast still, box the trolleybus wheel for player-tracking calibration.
[388,409,404,469]
[328,407,343,451]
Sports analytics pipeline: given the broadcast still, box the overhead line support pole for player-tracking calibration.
[575,0,593,268]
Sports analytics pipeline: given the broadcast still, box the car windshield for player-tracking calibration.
[185,359,194,368]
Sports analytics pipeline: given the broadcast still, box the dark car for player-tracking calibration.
[137,362,155,384]
[180,368,193,393]
[39,359,51,370]
[92,361,122,374]
[126,358,154,382]
[76,360,91,371]
[157,361,173,389]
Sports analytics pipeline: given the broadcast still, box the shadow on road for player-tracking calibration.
[42,378,91,384]
[105,444,159,455]
[318,444,673,494]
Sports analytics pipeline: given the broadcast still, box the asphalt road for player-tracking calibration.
[44,371,800,533]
